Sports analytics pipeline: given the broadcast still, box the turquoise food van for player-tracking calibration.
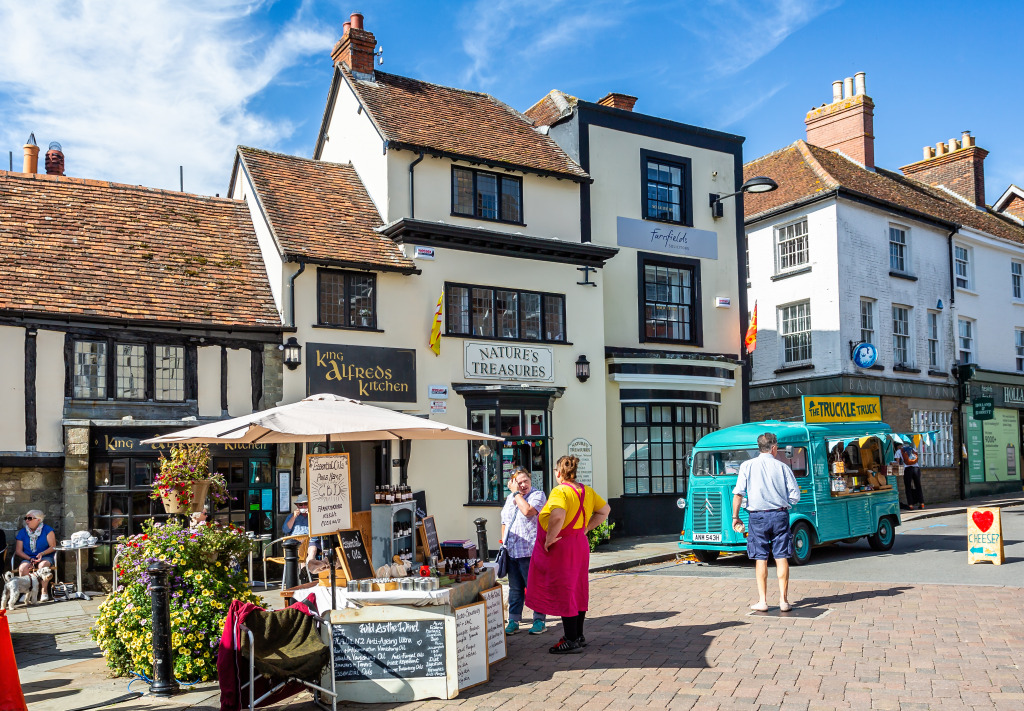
[681,395,927,565]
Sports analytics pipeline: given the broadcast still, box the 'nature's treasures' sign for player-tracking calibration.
[463,341,554,383]
[306,343,416,402]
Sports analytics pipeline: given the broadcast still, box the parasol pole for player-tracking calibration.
[326,432,337,611]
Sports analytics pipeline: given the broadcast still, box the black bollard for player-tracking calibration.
[148,560,179,697]
[282,538,300,591]
[473,517,489,562]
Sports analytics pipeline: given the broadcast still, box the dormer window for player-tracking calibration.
[451,167,523,224]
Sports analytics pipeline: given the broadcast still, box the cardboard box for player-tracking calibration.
[441,544,477,560]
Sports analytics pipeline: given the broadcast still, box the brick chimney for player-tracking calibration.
[22,133,39,174]
[597,92,637,111]
[45,141,65,176]
[804,71,874,169]
[900,131,988,206]
[330,12,377,78]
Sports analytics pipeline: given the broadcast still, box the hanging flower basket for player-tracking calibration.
[151,444,229,514]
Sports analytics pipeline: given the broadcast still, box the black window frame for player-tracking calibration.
[640,149,693,227]
[444,281,567,344]
[69,337,193,403]
[316,267,379,331]
[450,166,524,225]
[621,402,719,497]
[637,253,703,346]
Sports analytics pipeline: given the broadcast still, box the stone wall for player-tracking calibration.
[0,466,64,543]
[262,343,284,409]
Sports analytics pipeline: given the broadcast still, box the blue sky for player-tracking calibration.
[1,0,1021,202]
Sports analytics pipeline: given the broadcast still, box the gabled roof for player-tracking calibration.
[524,90,578,128]
[744,140,1024,245]
[0,171,279,328]
[337,67,589,182]
[236,147,415,274]
[994,184,1024,213]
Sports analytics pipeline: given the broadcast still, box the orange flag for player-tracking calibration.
[428,289,443,355]
[744,302,757,353]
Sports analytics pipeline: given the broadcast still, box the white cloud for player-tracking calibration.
[0,0,333,195]
[716,82,787,128]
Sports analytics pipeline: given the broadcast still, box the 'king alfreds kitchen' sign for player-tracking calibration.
[307,343,416,402]
[616,216,718,260]
[464,341,554,383]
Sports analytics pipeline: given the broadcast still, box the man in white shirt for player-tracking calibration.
[732,432,801,612]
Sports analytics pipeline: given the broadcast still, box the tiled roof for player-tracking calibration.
[343,68,589,181]
[523,90,577,128]
[237,147,415,273]
[0,171,280,328]
[744,140,1024,245]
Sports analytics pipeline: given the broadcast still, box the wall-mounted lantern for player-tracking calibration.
[283,337,302,370]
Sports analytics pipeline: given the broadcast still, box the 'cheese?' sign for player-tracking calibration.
[802,395,882,424]
[463,341,554,382]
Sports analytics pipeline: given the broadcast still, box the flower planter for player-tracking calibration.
[160,479,212,514]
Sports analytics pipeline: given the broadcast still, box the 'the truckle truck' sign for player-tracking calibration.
[463,341,554,383]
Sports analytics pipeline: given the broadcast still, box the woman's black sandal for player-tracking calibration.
[549,637,582,654]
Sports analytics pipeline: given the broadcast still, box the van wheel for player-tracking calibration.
[693,549,720,563]
[790,521,813,565]
[868,516,896,551]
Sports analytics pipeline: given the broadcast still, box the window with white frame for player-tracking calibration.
[1013,262,1022,299]
[892,305,912,366]
[889,226,908,272]
[958,318,975,364]
[1016,329,1024,372]
[780,301,812,364]
[860,299,874,344]
[775,219,809,272]
[954,245,971,289]
[927,311,940,370]
[910,410,953,467]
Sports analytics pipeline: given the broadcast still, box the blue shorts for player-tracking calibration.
[746,510,793,561]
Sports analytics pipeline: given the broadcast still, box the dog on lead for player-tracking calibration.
[1,568,55,610]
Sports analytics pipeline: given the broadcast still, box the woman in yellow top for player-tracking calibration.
[525,455,611,654]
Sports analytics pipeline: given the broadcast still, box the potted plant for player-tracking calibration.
[151,444,229,514]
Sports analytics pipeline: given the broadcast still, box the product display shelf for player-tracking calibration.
[370,500,418,571]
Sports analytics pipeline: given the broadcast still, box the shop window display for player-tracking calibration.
[469,407,549,503]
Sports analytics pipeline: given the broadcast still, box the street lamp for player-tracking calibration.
[283,337,302,370]
[709,176,778,219]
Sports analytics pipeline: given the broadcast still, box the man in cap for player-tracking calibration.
[283,494,327,574]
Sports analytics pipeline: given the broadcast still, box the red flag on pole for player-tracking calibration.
[744,302,757,353]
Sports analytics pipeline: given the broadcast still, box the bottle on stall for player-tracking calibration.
[374,486,381,504]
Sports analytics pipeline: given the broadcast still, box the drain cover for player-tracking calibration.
[747,606,831,619]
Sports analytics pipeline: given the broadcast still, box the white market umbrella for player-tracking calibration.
[142,393,502,445]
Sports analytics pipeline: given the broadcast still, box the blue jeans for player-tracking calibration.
[506,556,545,622]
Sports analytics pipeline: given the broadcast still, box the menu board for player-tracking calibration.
[331,619,446,681]
[479,586,507,664]
[337,529,374,581]
[306,453,352,535]
[455,602,488,690]
[419,516,442,560]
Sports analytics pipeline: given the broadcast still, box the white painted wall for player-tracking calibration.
[227,348,252,417]
[0,326,25,451]
[230,166,284,317]
[36,329,65,453]
[197,346,222,416]
[317,75,390,220]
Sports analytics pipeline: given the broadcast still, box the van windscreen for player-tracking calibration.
[692,449,759,476]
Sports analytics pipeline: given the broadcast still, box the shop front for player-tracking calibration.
[88,429,287,568]
[963,373,1024,497]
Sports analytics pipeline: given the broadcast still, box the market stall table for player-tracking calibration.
[55,544,103,601]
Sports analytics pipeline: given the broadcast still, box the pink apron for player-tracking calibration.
[524,483,589,618]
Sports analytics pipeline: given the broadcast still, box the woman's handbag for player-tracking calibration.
[494,502,518,577]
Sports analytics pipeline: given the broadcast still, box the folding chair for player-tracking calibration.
[236,606,337,711]
[261,535,310,588]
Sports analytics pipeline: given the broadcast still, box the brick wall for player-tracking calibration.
[805,95,875,169]
[1002,194,1024,221]
[901,146,988,207]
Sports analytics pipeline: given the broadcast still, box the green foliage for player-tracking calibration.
[91,519,259,681]
[587,521,615,552]
[150,443,229,507]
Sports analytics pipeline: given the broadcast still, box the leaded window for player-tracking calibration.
[74,341,107,399]
[451,167,522,223]
[154,345,185,401]
[116,344,146,400]
[446,283,565,342]
[318,269,377,328]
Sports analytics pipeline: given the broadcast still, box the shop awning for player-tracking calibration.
[826,431,938,451]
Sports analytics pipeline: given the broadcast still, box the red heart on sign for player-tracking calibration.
[972,510,994,533]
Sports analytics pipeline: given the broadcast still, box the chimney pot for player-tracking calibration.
[936,142,947,156]
[350,12,363,30]
[44,141,64,176]
[342,20,351,34]
[949,138,960,152]
[923,146,934,159]
[854,72,866,96]
[22,133,39,174]
[805,71,875,169]
[832,81,842,102]
[843,76,854,99]
[962,131,974,147]
[331,13,376,75]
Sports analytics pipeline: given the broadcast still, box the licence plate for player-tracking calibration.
[692,533,722,543]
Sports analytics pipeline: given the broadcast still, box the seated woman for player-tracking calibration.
[15,509,57,602]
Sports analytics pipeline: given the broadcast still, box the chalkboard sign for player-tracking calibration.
[419,515,442,561]
[332,620,446,681]
[455,602,488,690]
[306,452,352,536]
[336,529,373,581]
[479,586,507,664]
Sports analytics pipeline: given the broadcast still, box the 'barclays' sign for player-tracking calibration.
[616,216,718,260]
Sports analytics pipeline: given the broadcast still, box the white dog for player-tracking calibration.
[1,568,55,610]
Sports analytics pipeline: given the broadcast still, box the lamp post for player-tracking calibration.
[709,176,779,219]
[148,560,179,697]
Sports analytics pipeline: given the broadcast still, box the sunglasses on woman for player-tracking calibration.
[24,516,36,520]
